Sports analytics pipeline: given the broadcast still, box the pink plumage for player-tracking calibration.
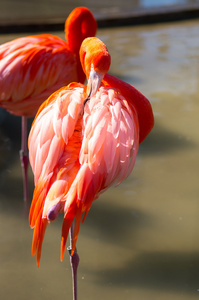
[0,34,77,116]
[0,7,97,116]
[28,37,154,267]
[28,83,139,266]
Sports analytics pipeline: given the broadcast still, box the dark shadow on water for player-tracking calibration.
[0,110,33,149]
[82,199,154,247]
[139,120,196,156]
[0,171,34,203]
[91,251,199,295]
[0,127,12,170]
[0,173,152,247]
[0,110,34,211]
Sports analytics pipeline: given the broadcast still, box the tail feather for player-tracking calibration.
[31,210,48,267]
[36,218,48,267]
[32,209,42,256]
[71,203,83,255]
[29,183,42,227]
[29,188,46,228]
[82,204,91,223]
[61,196,77,261]
[29,175,51,227]
[31,209,48,267]
[61,217,74,261]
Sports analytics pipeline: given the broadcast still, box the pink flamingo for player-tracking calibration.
[0,7,97,203]
[28,37,154,300]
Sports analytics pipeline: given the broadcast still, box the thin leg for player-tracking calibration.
[20,116,29,205]
[68,225,79,300]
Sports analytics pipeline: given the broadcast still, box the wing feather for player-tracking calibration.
[28,85,85,265]
[81,86,139,188]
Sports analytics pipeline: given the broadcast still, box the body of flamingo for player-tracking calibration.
[0,7,97,202]
[28,37,154,267]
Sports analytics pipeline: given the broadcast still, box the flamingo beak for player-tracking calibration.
[86,65,103,98]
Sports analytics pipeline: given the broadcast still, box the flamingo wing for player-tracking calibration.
[102,74,154,143]
[61,85,139,258]
[28,83,87,266]
[29,82,139,265]
[0,34,78,116]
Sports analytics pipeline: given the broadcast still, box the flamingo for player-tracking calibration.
[28,36,154,262]
[28,37,154,299]
[0,7,97,204]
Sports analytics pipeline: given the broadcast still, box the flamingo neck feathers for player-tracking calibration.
[65,7,97,83]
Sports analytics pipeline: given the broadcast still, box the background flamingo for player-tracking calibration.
[28,37,154,299]
[0,7,97,203]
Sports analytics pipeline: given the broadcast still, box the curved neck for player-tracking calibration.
[65,7,97,83]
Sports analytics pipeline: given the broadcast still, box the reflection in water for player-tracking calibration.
[0,19,199,300]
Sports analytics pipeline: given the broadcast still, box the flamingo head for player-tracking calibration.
[80,37,111,98]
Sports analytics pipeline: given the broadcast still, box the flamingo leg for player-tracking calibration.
[20,116,29,205]
[68,225,79,300]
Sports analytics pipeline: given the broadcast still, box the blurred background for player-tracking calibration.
[1,0,199,31]
[0,1,199,300]
[0,0,199,20]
